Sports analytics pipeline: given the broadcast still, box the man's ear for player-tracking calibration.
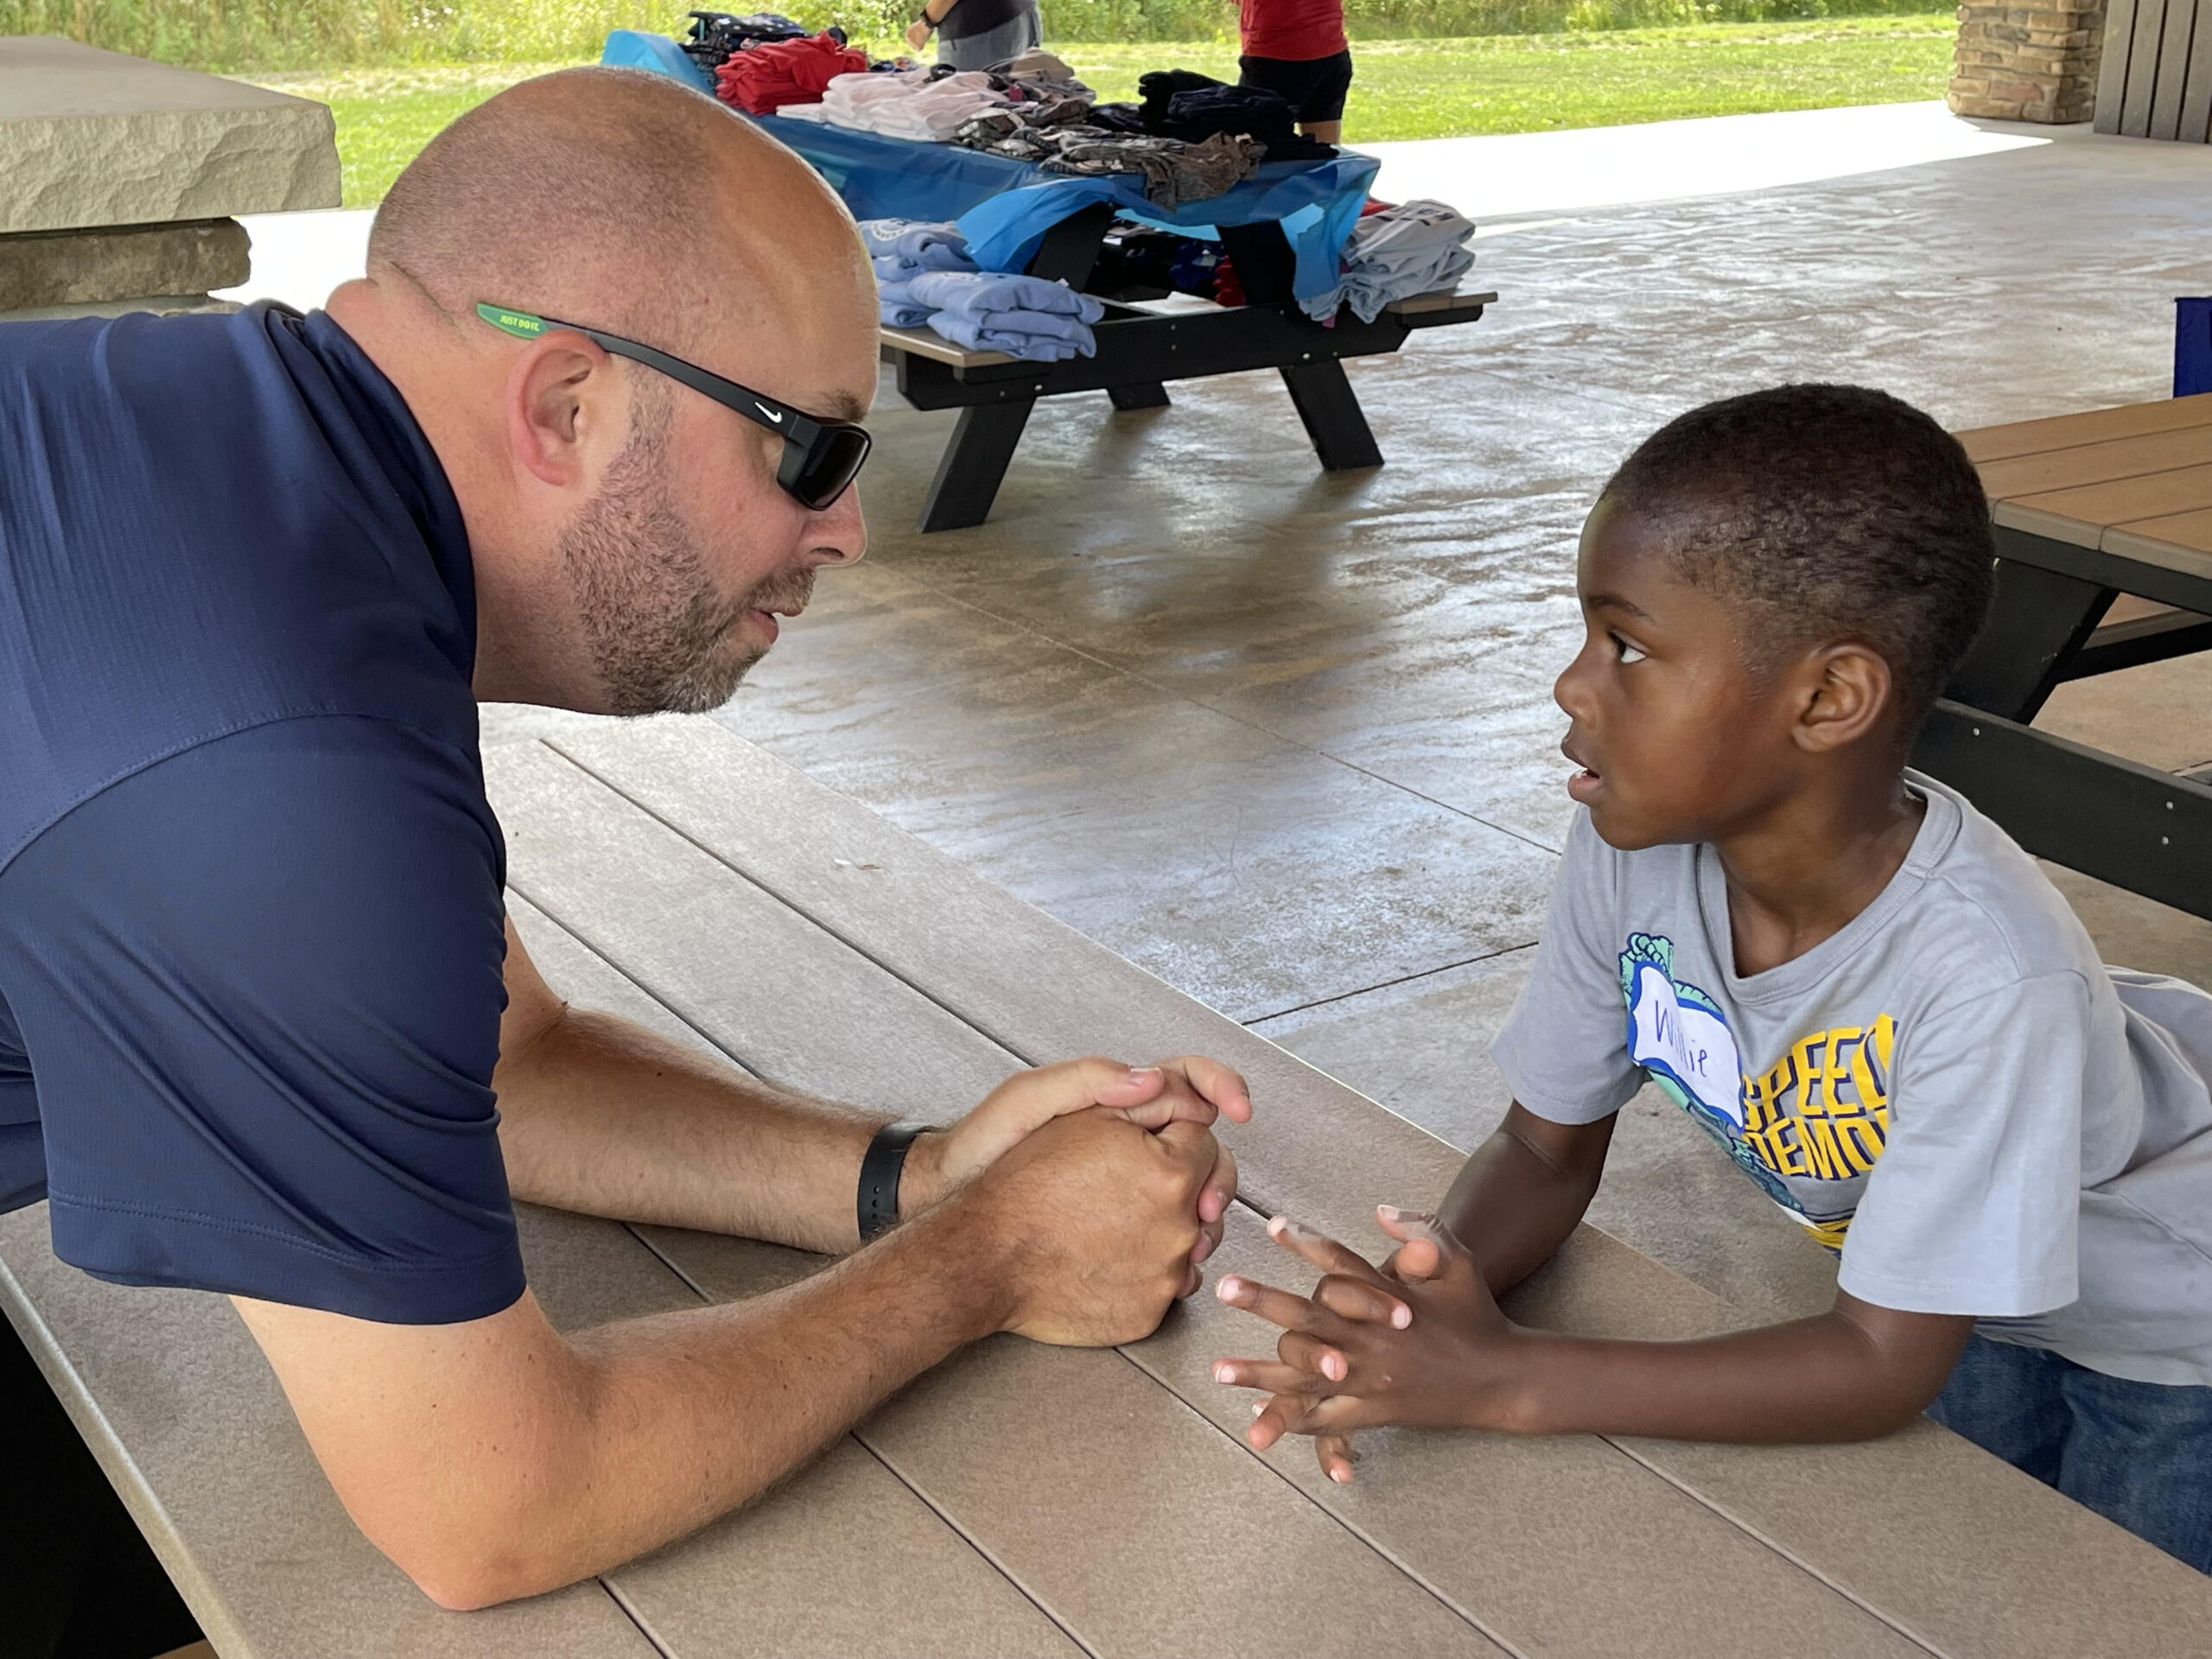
[505,339,613,489]
[1791,640,1896,753]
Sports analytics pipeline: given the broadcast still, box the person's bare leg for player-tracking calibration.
[1301,120,1343,144]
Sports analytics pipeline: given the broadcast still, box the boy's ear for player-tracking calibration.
[1790,640,1895,753]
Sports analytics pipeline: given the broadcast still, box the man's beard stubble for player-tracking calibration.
[556,403,815,716]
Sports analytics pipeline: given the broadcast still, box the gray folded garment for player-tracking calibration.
[1300,199,1478,323]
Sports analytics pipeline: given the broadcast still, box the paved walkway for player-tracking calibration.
[231,103,2212,1320]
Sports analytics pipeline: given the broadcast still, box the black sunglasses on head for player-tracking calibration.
[474,302,873,511]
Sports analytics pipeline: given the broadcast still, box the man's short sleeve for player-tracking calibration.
[0,716,524,1324]
[1489,810,1645,1125]
[1838,972,2087,1318]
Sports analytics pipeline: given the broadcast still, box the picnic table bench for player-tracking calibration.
[1916,393,2212,918]
[6,721,2208,1656]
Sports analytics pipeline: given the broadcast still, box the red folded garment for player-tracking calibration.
[715,32,867,115]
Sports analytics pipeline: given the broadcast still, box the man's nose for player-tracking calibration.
[806,485,867,567]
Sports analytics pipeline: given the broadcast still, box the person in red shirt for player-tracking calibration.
[1236,0,1351,144]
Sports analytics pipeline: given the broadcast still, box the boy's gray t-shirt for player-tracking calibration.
[1491,772,2212,1386]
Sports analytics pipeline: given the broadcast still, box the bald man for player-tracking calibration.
[0,67,1243,1624]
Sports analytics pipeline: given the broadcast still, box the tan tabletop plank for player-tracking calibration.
[0,1203,676,1659]
[544,723,1497,1248]
[512,898,1089,1659]
[2007,461,2212,535]
[2114,505,2212,558]
[495,740,1961,1659]
[1988,496,2104,549]
[648,1227,1502,1659]
[609,1439,1084,1659]
[1138,1211,1929,1659]
[1976,424,2212,504]
[1955,393,2212,464]
[1632,1436,2212,1657]
[490,743,1508,1656]
[880,323,1013,368]
[541,722,2212,1658]
[497,744,1011,1117]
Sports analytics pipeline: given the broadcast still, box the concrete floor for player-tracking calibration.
[454,106,2212,1319]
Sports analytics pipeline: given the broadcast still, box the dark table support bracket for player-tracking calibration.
[919,401,1036,532]
[2064,611,2212,680]
[1914,701,2212,920]
[1108,383,1173,410]
[1947,555,2114,722]
[1914,519,2212,922]
[1281,360,1384,470]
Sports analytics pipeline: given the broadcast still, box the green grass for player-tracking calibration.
[1,0,1955,67]
[1066,17,1955,139]
[245,16,1954,207]
[244,64,586,206]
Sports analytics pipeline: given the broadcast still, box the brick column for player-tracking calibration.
[1947,0,2106,123]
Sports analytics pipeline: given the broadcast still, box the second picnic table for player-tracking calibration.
[604,30,1494,531]
[1919,392,2212,918]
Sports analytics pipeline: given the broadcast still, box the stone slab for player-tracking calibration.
[0,293,238,323]
[0,218,248,308]
[0,36,340,234]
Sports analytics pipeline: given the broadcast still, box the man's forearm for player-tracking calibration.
[245,1195,1011,1610]
[493,1004,889,1253]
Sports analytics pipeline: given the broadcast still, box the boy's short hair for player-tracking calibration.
[1603,384,1995,732]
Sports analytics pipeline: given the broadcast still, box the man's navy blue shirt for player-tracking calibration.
[0,302,524,1324]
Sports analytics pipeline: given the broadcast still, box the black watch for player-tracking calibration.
[857,1121,931,1242]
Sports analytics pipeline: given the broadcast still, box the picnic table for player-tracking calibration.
[4,720,2207,1656]
[1916,393,2212,918]
[602,31,1495,532]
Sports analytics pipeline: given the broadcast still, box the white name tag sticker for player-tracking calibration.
[1627,961,1745,1129]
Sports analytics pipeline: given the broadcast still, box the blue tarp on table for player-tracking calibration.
[601,29,1376,305]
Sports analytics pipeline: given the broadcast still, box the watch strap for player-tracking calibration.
[857,1121,931,1242]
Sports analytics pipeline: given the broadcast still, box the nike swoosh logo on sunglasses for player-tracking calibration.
[756,404,785,424]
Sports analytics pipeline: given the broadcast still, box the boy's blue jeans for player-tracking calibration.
[1929,1335,2212,1575]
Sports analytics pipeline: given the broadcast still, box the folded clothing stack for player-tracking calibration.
[681,10,810,79]
[1085,69,1337,162]
[1300,199,1477,323]
[907,270,1106,362]
[860,219,980,327]
[715,31,868,115]
[985,50,1095,118]
[810,66,1009,140]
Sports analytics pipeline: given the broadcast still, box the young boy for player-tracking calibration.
[1212,385,2212,1573]
[1236,0,1352,145]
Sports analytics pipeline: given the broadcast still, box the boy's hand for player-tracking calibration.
[1211,1206,1534,1479]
